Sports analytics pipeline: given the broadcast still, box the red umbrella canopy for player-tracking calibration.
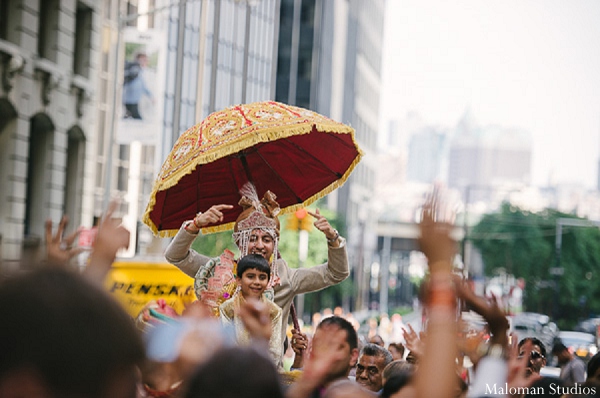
[143,101,363,236]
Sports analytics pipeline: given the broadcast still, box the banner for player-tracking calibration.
[116,27,166,145]
[105,261,195,318]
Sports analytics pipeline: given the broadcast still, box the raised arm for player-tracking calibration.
[164,204,233,277]
[415,193,459,398]
[286,209,349,294]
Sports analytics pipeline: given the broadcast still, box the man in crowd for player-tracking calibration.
[518,337,547,378]
[552,341,586,385]
[285,316,360,398]
[355,343,393,393]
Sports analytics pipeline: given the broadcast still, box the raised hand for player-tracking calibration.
[454,275,508,341]
[237,298,272,342]
[418,191,457,269]
[287,326,350,398]
[45,215,84,267]
[507,338,541,391]
[307,209,338,242]
[84,199,130,282]
[402,324,425,359]
[188,204,234,232]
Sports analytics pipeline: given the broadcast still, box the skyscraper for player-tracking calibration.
[276,0,385,310]
[448,111,532,194]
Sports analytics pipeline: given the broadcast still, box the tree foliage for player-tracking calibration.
[471,203,600,328]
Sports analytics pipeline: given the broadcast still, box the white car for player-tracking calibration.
[556,331,598,361]
[540,366,561,377]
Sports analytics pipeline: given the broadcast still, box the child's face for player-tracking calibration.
[237,268,269,299]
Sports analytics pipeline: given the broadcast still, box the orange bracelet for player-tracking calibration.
[429,287,456,308]
[428,273,456,308]
[184,220,199,233]
[193,212,203,229]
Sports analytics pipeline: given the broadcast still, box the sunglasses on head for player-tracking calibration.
[518,350,544,360]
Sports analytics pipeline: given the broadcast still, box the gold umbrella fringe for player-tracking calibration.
[142,123,362,237]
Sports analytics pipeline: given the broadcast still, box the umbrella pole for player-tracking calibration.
[239,153,255,189]
[290,302,300,331]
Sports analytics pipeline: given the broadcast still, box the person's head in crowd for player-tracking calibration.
[139,360,182,398]
[0,268,145,398]
[382,360,414,386]
[355,343,393,392]
[313,316,359,384]
[518,337,547,377]
[380,371,415,398]
[391,313,403,323]
[379,313,390,326]
[587,351,600,383]
[312,311,323,327]
[388,342,405,361]
[182,346,284,398]
[235,254,271,300]
[368,317,378,329]
[322,379,377,398]
[345,313,360,331]
[551,341,573,365]
[370,334,385,347]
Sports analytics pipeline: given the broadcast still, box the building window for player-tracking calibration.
[73,2,93,77]
[0,0,9,41]
[117,144,130,191]
[117,165,129,191]
[126,0,139,27]
[25,113,55,238]
[64,126,86,231]
[38,0,60,62]
[0,0,20,43]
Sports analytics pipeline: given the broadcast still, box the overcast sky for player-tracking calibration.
[380,0,600,189]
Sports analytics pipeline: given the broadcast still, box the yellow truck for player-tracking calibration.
[104,260,195,318]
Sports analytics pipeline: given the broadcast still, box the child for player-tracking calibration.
[219,254,283,369]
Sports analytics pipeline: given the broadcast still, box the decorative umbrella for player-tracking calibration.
[143,100,363,236]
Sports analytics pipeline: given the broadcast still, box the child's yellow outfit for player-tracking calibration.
[219,291,283,369]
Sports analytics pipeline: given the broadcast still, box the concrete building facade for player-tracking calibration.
[0,0,100,266]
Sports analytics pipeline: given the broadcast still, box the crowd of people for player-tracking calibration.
[1,190,599,398]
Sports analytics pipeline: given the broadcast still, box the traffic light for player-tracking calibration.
[295,208,313,231]
[286,208,313,231]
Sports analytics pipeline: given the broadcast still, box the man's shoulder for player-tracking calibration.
[573,356,586,367]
